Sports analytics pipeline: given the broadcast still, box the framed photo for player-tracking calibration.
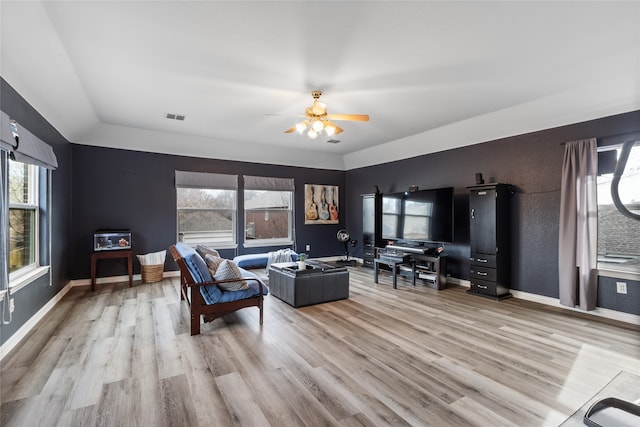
[305,184,339,224]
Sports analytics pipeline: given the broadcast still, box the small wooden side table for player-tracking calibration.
[91,249,133,291]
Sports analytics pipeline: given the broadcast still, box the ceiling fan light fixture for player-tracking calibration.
[295,122,307,134]
[311,120,324,132]
[325,124,336,136]
[281,91,369,140]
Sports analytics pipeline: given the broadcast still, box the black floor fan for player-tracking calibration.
[336,229,357,266]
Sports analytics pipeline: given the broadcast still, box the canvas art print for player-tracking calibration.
[305,184,339,224]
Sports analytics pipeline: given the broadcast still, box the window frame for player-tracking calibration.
[176,187,238,249]
[596,140,640,279]
[175,171,239,249]
[8,159,40,281]
[243,189,294,248]
[242,175,295,249]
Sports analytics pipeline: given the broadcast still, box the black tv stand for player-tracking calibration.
[385,244,426,254]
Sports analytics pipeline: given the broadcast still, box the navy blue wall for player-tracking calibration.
[345,110,640,312]
[1,78,73,346]
[70,145,346,280]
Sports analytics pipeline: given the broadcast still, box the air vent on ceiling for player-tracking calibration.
[165,113,186,121]
[326,139,341,144]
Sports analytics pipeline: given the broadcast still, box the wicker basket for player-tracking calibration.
[141,264,164,283]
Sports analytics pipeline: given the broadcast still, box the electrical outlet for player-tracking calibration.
[306,244,311,251]
[616,282,627,294]
[9,298,15,314]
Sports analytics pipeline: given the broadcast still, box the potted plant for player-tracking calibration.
[298,253,307,270]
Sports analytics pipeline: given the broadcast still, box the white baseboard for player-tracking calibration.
[508,289,640,325]
[446,276,639,325]
[69,271,180,288]
[0,281,73,362]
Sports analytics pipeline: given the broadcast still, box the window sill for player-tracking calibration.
[597,266,640,281]
[243,239,294,248]
[9,265,50,293]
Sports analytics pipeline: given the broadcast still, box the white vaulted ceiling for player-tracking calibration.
[1,1,638,170]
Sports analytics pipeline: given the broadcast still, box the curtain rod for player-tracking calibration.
[560,131,640,146]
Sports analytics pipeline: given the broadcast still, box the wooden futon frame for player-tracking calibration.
[169,245,265,336]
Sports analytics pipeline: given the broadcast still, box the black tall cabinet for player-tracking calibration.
[467,183,512,299]
[362,193,382,268]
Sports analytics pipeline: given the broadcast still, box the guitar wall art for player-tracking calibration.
[304,184,339,224]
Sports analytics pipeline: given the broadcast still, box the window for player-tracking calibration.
[244,190,292,245]
[176,188,237,247]
[597,141,640,274]
[8,159,39,276]
[243,175,295,247]
[175,171,238,248]
[1,112,56,291]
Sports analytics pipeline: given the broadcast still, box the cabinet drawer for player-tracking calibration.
[470,253,496,268]
[364,249,376,258]
[470,266,496,282]
[362,258,375,268]
[470,280,498,295]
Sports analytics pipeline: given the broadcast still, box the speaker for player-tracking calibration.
[475,173,484,185]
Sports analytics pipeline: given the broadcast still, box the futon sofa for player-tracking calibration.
[170,242,268,336]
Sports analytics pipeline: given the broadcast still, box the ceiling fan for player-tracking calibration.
[284,91,369,139]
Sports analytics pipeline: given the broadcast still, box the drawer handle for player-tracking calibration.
[477,258,488,263]
[477,285,487,289]
[477,272,488,276]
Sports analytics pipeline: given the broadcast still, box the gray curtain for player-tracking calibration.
[558,138,598,310]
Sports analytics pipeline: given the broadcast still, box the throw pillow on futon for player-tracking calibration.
[196,244,220,260]
[213,260,249,291]
[204,254,225,275]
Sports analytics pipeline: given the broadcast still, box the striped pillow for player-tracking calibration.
[204,254,224,275]
[196,244,220,259]
[213,260,248,291]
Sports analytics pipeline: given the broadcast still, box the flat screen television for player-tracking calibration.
[381,187,454,244]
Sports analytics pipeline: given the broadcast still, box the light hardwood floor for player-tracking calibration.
[1,266,639,426]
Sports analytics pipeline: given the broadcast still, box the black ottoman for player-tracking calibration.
[268,260,349,307]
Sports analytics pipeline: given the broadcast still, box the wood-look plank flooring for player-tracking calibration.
[1,267,639,426]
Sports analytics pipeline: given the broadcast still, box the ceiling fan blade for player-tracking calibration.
[326,113,369,122]
[284,126,297,133]
[266,113,307,118]
[325,121,344,135]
